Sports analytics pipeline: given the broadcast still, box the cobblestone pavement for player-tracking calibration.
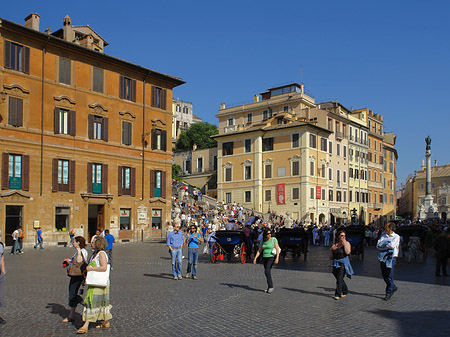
[0,242,449,337]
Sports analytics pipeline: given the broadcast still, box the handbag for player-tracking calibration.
[85,251,110,287]
[271,238,279,255]
[67,252,87,277]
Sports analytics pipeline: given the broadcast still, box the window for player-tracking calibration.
[322,188,326,200]
[88,115,108,141]
[120,209,131,230]
[277,166,286,177]
[59,57,71,85]
[329,141,332,154]
[245,191,251,203]
[176,105,181,112]
[292,161,300,176]
[244,166,251,180]
[8,97,23,127]
[54,108,76,136]
[292,133,300,148]
[245,139,252,153]
[321,164,326,178]
[355,191,359,202]
[247,113,253,123]
[343,145,347,158]
[321,138,327,151]
[329,189,333,201]
[118,166,135,196]
[197,157,203,173]
[263,138,274,151]
[223,142,234,156]
[355,169,359,179]
[122,122,132,146]
[310,188,314,199]
[265,164,272,178]
[390,162,393,173]
[328,118,333,131]
[225,167,232,182]
[4,41,30,74]
[151,129,167,151]
[337,191,342,202]
[390,194,394,204]
[310,134,317,148]
[329,168,333,181]
[5,154,26,190]
[225,192,232,203]
[91,163,103,194]
[150,170,166,198]
[349,190,352,202]
[52,159,75,193]
[55,207,70,231]
[265,190,271,201]
[183,106,189,114]
[343,170,347,183]
[263,109,272,120]
[227,117,234,126]
[292,188,299,200]
[337,144,340,156]
[284,105,289,112]
[310,161,315,176]
[213,156,217,171]
[380,193,383,203]
[343,191,347,202]
[337,169,341,185]
[93,67,104,93]
[120,76,136,102]
[349,168,353,178]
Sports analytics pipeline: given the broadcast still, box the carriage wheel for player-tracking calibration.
[210,243,218,263]
[240,243,246,264]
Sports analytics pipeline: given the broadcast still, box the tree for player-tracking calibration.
[172,164,181,181]
[174,122,218,152]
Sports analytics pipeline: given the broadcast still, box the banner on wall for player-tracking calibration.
[316,186,321,199]
[277,184,285,205]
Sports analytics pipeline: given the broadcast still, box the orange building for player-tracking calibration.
[0,14,184,246]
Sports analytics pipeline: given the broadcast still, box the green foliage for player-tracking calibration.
[174,122,218,152]
[172,164,181,181]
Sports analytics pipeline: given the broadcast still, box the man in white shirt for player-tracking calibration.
[376,222,400,300]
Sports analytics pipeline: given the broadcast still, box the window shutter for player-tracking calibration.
[69,160,76,193]
[4,41,11,69]
[88,114,94,139]
[23,46,30,74]
[131,79,136,102]
[52,158,58,192]
[54,108,60,134]
[119,76,124,99]
[87,163,93,193]
[161,89,166,110]
[151,129,156,150]
[101,164,108,194]
[118,166,122,196]
[150,170,155,197]
[151,86,156,107]
[127,122,132,145]
[161,170,166,198]
[70,110,76,136]
[122,122,126,145]
[16,98,23,127]
[162,130,167,151]
[131,167,136,197]
[1,153,9,190]
[22,155,30,191]
[8,97,17,126]
[103,117,109,142]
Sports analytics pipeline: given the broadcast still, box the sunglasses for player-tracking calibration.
[340,235,346,237]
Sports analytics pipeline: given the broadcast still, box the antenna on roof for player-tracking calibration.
[300,66,303,84]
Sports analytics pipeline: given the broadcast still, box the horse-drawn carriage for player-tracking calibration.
[276,228,308,261]
[342,226,365,261]
[396,225,426,258]
[210,230,247,264]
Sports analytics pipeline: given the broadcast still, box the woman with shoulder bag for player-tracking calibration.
[253,228,280,293]
[330,230,353,300]
[77,236,112,334]
[63,236,88,323]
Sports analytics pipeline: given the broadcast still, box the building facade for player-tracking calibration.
[171,98,202,145]
[0,14,184,246]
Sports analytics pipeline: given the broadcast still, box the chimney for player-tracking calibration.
[63,15,74,42]
[220,102,226,110]
[253,94,260,103]
[25,13,40,31]
[45,27,52,34]
[421,160,425,171]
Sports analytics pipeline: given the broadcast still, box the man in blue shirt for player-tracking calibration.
[34,228,43,249]
[167,223,184,280]
[104,229,115,268]
[185,224,203,279]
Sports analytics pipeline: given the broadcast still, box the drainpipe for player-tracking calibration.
[40,36,50,196]
[141,71,151,200]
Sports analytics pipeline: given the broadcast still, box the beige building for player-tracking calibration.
[171,98,202,145]
[382,132,398,222]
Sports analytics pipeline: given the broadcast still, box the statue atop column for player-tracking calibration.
[420,136,437,220]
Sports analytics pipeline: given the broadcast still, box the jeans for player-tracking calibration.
[380,258,397,296]
[436,257,448,275]
[68,276,84,307]
[332,266,348,297]
[324,237,330,247]
[34,238,43,249]
[170,248,182,277]
[11,240,19,254]
[263,257,275,289]
[187,248,199,277]
[106,249,113,267]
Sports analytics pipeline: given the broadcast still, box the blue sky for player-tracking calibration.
[3,0,450,187]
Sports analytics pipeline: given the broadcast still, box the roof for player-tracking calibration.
[0,18,184,87]
[415,164,450,180]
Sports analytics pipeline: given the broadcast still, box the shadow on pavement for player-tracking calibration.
[220,282,263,292]
[316,286,384,299]
[282,287,332,299]
[46,303,82,327]
[368,309,450,336]
[143,273,174,279]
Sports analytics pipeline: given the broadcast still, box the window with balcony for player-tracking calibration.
[3,153,29,191]
[150,170,166,198]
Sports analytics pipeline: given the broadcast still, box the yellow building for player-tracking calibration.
[0,14,183,246]
[382,132,398,222]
